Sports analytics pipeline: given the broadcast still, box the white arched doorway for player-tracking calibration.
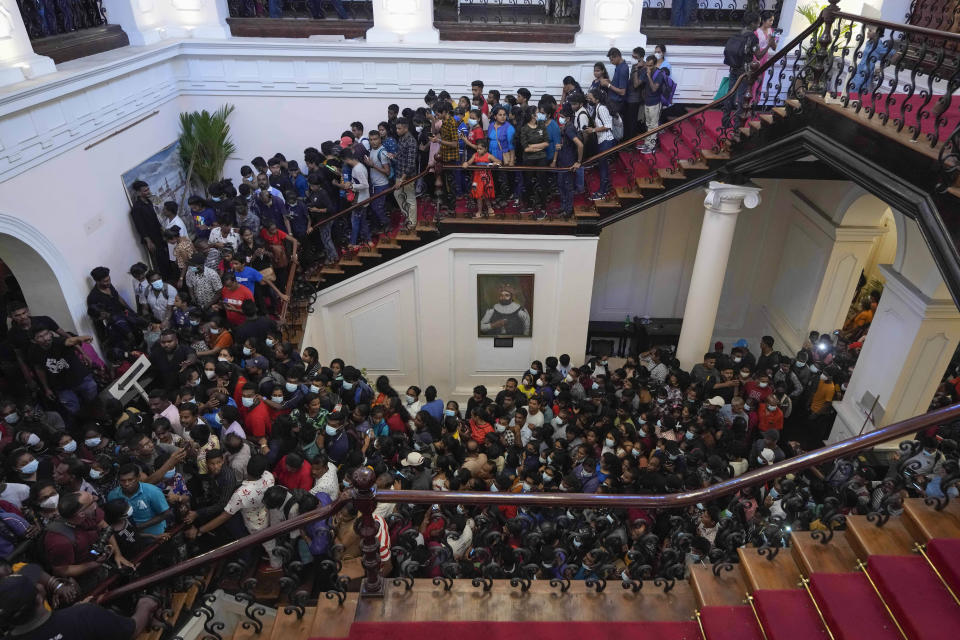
[0,213,90,335]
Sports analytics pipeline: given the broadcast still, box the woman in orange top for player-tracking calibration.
[844,299,874,331]
[197,317,233,357]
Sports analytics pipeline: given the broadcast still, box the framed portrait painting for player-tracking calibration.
[477,274,534,337]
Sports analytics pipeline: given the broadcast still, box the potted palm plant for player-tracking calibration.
[177,104,237,197]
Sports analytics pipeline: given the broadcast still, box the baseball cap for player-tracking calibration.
[760,448,775,463]
[733,339,749,348]
[706,396,725,407]
[340,136,353,148]
[401,452,425,467]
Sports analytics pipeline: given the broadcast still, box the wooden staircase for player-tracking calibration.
[142,498,960,640]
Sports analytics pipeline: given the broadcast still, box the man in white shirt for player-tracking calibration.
[253,173,285,204]
[364,129,392,232]
[526,396,545,429]
[208,219,240,252]
[343,149,371,248]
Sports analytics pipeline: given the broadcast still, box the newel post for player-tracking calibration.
[352,467,384,597]
[811,0,841,94]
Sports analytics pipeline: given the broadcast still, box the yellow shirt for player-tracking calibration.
[810,380,836,414]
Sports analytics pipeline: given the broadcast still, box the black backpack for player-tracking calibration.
[723,31,752,69]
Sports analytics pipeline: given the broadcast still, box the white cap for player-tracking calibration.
[706,396,725,407]
[401,452,425,467]
[760,448,776,463]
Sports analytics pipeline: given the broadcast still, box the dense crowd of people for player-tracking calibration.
[0,16,953,636]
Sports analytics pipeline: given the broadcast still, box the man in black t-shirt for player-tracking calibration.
[27,329,98,416]
[0,571,158,640]
[148,330,197,391]
[6,301,67,390]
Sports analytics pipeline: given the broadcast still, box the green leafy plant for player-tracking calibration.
[177,104,237,195]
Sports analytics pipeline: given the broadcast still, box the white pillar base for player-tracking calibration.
[0,53,56,87]
[366,25,439,45]
[574,0,645,51]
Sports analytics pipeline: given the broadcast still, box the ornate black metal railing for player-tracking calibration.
[906,0,960,35]
[432,0,581,26]
[641,0,783,29]
[16,0,108,39]
[95,399,960,630]
[226,0,373,20]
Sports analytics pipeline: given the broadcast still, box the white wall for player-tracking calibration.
[589,179,898,356]
[301,234,599,402]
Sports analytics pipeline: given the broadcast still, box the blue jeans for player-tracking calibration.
[558,168,575,214]
[350,206,370,245]
[721,70,750,130]
[268,0,284,18]
[575,166,585,193]
[371,184,389,230]
[308,0,350,18]
[319,222,338,262]
[58,375,98,415]
[596,139,614,194]
[670,0,696,26]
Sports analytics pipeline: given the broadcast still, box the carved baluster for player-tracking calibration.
[352,467,384,597]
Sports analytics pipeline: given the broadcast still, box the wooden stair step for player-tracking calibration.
[845,514,917,559]
[790,530,860,576]
[657,167,686,180]
[903,497,960,542]
[786,98,801,109]
[680,158,710,171]
[759,113,775,125]
[269,606,316,640]
[415,222,438,232]
[636,176,665,189]
[574,204,599,218]
[438,217,575,226]
[396,231,420,241]
[689,563,750,608]
[339,258,363,267]
[615,185,643,200]
[356,248,382,258]
[353,580,696,623]
[593,196,621,209]
[139,592,188,640]
[738,126,752,137]
[700,148,731,161]
[310,593,357,638]
[181,581,201,612]
[320,265,345,275]
[377,239,402,249]
[738,546,802,592]
[772,106,788,118]
[748,119,763,130]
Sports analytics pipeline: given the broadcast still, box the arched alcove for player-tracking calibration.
[0,213,90,335]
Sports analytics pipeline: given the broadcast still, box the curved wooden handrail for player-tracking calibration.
[98,492,353,604]
[97,401,960,603]
[86,522,187,600]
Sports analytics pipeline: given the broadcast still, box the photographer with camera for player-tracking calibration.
[41,491,135,595]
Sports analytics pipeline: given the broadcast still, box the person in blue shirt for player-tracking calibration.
[421,385,445,423]
[853,27,891,96]
[188,196,216,240]
[455,110,470,197]
[487,106,515,208]
[603,47,630,113]
[284,190,309,240]
[556,104,584,219]
[228,256,287,303]
[287,160,309,198]
[541,98,562,183]
[108,463,171,537]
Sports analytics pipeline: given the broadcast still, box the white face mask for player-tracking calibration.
[285,382,298,392]
[758,382,768,388]
[218,356,230,362]
[495,424,506,433]
[85,437,102,448]
[272,396,284,403]
[564,375,573,383]
[4,412,19,425]
[405,394,416,405]
[205,370,216,379]
[62,440,77,453]
[310,385,321,394]
[26,433,41,447]
[605,438,615,447]
[265,338,275,347]
[40,494,59,510]
[242,347,253,356]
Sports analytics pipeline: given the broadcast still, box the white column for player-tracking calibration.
[575,0,646,50]
[830,265,960,443]
[806,225,887,335]
[102,0,166,45]
[164,0,230,39]
[676,181,762,369]
[367,0,439,44]
[0,0,55,87]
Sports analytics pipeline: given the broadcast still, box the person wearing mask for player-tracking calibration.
[636,55,665,154]
[555,104,583,219]
[625,46,646,141]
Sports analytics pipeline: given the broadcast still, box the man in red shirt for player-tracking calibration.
[273,452,312,490]
[758,395,784,433]
[221,272,254,326]
[238,383,271,447]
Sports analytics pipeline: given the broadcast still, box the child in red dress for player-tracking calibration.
[463,138,499,218]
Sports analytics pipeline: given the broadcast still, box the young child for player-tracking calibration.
[463,138,499,219]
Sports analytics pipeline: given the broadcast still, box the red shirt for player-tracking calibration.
[259,228,287,246]
[273,455,313,490]
[758,407,784,432]
[743,381,773,405]
[386,413,408,436]
[239,398,272,439]
[222,284,254,326]
[470,418,495,443]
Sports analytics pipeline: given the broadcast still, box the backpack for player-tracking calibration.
[659,71,677,107]
[723,31,752,69]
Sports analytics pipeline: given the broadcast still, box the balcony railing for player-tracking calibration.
[641,0,784,45]
[16,0,129,63]
[225,0,374,38]
[432,0,582,42]
[906,0,960,35]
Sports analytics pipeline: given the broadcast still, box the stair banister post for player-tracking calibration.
[812,0,841,95]
[353,466,385,597]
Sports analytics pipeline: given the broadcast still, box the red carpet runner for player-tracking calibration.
[700,605,763,640]
[927,537,960,597]
[808,572,900,640]
[314,620,701,640]
[753,589,830,639]
[868,554,960,640]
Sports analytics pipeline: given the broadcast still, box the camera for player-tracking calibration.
[89,527,114,559]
